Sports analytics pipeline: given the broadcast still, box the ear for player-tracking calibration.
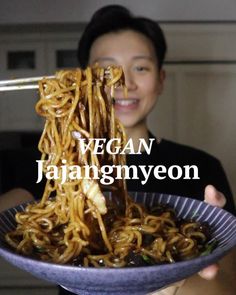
[157,69,166,95]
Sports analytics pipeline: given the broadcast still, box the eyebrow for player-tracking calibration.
[133,55,154,61]
[94,55,154,63]
[93,57,115,63]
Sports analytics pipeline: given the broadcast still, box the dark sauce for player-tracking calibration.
[73,203,216,267]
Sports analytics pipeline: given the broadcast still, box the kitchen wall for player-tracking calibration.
[0,0,236,24]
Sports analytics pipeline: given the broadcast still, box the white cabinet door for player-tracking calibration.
[0,41,46,130]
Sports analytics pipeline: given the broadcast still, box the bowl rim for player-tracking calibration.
[0,192,236,273]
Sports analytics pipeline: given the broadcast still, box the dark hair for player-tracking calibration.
[77,5,167,69]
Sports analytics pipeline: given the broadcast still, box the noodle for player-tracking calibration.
[5,66,213,267]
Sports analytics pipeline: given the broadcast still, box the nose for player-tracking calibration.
[123,69,137,91]
[114,68,137,98]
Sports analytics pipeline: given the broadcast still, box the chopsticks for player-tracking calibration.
[0,75,55,92]
[0,69,116,92]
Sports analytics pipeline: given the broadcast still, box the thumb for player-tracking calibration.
[204,185,226,208]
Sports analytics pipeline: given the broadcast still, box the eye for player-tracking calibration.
[134,65,149,72]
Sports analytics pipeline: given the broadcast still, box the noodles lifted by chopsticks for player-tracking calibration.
[6,66,127,263]
[5,66,213,267]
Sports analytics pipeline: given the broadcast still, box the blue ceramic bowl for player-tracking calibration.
[0,192,236,295]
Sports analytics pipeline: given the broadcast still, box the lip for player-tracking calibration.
[114,98,139,112]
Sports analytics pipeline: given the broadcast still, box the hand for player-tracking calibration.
[0,188,34,212]
[198,185,226,280]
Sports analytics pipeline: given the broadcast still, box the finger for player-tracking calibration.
[204,185,226,208]
[198,263,219,280]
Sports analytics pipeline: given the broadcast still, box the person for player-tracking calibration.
[75,5,235,212]
[0,4,235,295]
[58,4,235,295]
[77,5,235,211]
